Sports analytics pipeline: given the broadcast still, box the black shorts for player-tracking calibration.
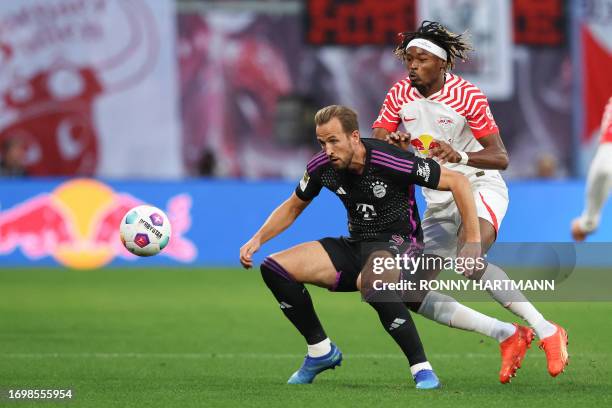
[318,233,423,292]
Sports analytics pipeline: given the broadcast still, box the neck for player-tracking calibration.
[348,141,366,174]
[417,73,446,98]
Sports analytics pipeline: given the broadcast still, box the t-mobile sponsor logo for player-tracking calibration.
[356,203,377,219]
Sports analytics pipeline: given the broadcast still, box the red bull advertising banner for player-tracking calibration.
[2,178,612,269]
[0,179,197,269]
[0,0,183,178]
[0,178,353,269]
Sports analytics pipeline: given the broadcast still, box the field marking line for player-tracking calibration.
[1,352,599,360]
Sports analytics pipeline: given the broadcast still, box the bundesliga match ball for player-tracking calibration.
[119,205,171,257]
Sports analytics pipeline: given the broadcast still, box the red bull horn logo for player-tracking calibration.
[0,179,196,269]
[410,134,440,156]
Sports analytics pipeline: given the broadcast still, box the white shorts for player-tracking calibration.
[422,180,509,258]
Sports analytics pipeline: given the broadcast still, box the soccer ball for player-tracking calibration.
[119,205,171,257]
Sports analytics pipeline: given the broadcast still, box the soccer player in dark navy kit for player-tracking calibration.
[240,105,482,389]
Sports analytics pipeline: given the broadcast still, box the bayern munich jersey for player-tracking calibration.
[372,73,506,205]
[295,139,441,241]
[601,97,612,144]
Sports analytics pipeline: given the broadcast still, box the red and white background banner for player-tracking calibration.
[0,0,183,177]
[180,1,572,179]
[417,0,513,100]
[576,0,612,174]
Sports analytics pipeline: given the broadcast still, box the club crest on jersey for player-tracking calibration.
[371,181,387,198]
[437,116,454,132]
[300,171,310,191]
[417,162,431,182]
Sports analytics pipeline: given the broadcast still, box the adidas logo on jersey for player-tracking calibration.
[336,187,347,195]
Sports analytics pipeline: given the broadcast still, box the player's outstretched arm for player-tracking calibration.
[239,192,310,269]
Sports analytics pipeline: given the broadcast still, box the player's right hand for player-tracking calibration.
[240,237,261,269]
[457,242,484,278]
[386,131,411,151]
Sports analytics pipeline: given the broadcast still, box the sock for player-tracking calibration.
[481,263,557,339]
[410,361,432,376]
[367,294,428,367]
[261,257,327,345]
[579,143,612,232]
[307,338,332,357]
[417,291,516,343]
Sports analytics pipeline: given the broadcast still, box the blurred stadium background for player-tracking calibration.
[1,0,612,406]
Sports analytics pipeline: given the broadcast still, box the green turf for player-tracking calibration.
[1,268,611,407]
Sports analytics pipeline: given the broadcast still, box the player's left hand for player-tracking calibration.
[240,237,261,269]
[457,242,485,278]
[429,140,460,165]
[386,131,411,151]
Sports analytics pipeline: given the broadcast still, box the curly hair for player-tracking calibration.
[394,21,473,70]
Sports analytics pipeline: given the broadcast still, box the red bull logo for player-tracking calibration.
[410,134,440,156]
[0,179,196,269]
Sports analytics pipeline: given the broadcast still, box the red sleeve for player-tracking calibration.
[466,98,499,139]
[601,98,612,143]
[372,81,406,133]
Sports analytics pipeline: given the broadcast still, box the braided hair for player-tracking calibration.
[394,21,473,70]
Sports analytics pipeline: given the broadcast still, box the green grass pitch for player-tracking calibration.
[1,268,611,407]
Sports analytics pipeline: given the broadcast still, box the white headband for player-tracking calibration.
[406,38,447,61]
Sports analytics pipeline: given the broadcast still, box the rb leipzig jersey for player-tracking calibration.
[373,73,506,205]
[601,97,612,144]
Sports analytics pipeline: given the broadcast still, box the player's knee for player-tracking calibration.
[404,301,422,312]
[261,256,297,283]
[401,286,430,311]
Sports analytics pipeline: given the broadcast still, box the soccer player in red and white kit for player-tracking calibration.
[372,21,568,381]
[572,96,612,241]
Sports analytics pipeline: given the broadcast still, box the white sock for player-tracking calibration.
[481,263,557,339]
[418,291,516,343]
[578,143,612,232]
[307,338,331,357]
[410,361,432,376]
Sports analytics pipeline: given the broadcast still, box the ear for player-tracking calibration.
[351,130,360,143]
[437,57,447,72]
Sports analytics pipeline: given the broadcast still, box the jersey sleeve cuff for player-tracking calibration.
[428,160,442,189]
[372,121,399,133]
[472,127,499,139]
[294,187,312,202]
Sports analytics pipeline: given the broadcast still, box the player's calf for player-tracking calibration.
[260,257,328,346]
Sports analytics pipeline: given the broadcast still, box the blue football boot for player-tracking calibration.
[287,343,343,384]
[413,369,441,389]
